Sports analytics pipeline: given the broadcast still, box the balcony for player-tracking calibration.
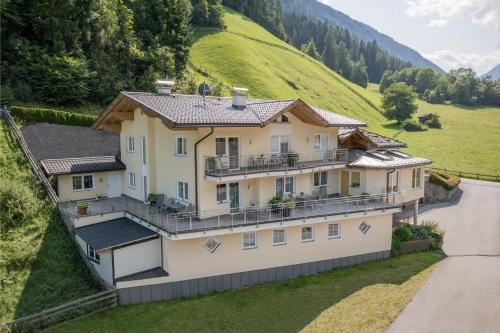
[204,150,348,181]
[61,193,402,237]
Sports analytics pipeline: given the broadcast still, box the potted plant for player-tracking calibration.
[268,196,283,215]
[287,152,299,167]
[147,193,158,206]
[282,199,294,217]
[77,201,89,215]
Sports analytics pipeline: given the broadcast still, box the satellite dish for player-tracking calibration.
[198,82,212,96]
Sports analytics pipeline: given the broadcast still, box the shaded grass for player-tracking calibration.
[0,119,100,323]
[51,251,444,333]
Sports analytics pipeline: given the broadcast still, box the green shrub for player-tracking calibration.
[11,106,96,127]
[429,171,460,190]
[1,85,14,105]
[425,115,442,128]
[0,182,39,234]
[393,225,414,242]
[391,234,403,256]
[401,119,428,132]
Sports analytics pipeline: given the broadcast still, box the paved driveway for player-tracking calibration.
[387,179,500,333]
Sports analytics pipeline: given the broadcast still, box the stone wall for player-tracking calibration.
[425,176,459,204]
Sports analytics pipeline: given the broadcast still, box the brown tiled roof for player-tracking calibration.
[118,92,366,127]
[41,156,125,176]
[339,128,406,148]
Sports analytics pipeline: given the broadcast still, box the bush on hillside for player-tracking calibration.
[425,115,442,128]
[11,106,97,127]
[429,171,460,190]
[0,182,39,234]
[401,119,428,132]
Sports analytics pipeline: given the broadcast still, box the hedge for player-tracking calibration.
[11,106,96,127]
[429,171,461,191]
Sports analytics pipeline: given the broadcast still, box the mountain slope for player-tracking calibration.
[282,0,444,73]
[484,64,500,80]
[191,9,388,130]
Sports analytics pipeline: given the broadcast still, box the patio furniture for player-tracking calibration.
[311,188,320,200]
[319,186,328,199]
[156,194,165,208]
[165,201,185,214]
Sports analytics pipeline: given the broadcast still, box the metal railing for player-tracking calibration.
[60,197,126,218]
[119,192,402,235]
[205,150,348,177]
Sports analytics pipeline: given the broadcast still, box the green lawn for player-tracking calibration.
[50,251,443,333]
[191,8,500,177]
[0,119,100,323]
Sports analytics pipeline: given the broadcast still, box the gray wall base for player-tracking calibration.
[118,250,391,305]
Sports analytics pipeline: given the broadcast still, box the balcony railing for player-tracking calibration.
[205,150,348,178]
[63,193,402,235]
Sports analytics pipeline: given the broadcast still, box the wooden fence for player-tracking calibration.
[432,167,499,182]
[0,291,118,333]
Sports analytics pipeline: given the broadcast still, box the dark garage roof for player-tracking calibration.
[41,156,125,176]
[75,218,158,251]
[20,123,120,161]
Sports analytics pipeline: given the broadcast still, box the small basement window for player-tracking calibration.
[328,223,341,239]
[87,245,100,263]
[273,229,287,246]
[242,231,257,249]
[301,226,314,242]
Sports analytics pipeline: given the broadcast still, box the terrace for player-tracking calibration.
[204,150,348,181]
[61,192,402,236]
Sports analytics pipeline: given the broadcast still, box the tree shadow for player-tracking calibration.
[13,208,101,319]
[50,251,445,333]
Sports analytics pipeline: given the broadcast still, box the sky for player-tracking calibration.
[319,0,500,75]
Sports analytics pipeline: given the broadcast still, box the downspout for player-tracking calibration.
[194,127,214,210]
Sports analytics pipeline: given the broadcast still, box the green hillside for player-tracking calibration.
[191,8,500,176]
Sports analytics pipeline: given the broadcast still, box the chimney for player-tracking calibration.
[155,79,175,96]
[231,87,248,109]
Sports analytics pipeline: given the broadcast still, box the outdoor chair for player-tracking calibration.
[319,186,328,199]
[312,188,320,200]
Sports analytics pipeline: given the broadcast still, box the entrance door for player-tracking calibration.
[107,171,122,198]
[341,171,349,196]
[229,182,240,209]
[228,137,239,169]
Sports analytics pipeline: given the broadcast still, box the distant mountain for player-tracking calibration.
[484,64,500,80]
[282,0,445,74]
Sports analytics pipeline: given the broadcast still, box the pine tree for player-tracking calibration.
[300,39,320,60]
[350,56,369,88]
[322,29,338,71]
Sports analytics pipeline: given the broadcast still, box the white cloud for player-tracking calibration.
[406,0,500,30]
[423,49,500,74]
[428,19,448,27]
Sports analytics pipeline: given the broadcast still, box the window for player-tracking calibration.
[301,226,314,242]
[270,135,291,153]
[141,137,146,165]
[215,137,226,156]
[126,136,134,152]
[176,137,187,156]
[276,176,294,198]
[313,171,328,187]
[273,229,287,245]
[242,231,257,249]
[87,245,100,263]
[177,181,188,200]
[313,134,330,151]
[388,170,399,192]
[281,115,289,123]
[72,175,94,191]
[128,172,136,188]
[204,238,221,253]
[412,167,422,189]
[216,184,227,203]
[328,223,341,239]
[351,172,361,188]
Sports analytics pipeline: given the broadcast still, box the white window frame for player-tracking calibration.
[313,134,330,151]
[350,171,361,188]
[177,181,189,201]
[388,170,399,192]
[270,135,291,154]
[276,176,295,198]
[328,223,341,239]
[272,229,287,246]
[313,171,329,187]
[175,137,188,157]
[412,167,422,189]
[87,245,100,264]
[216,183,228,203]
[128,172,136,189]
[242,231,257,249]
[126,136,134,153]
[72,174,94,192]
[301,226,314,242]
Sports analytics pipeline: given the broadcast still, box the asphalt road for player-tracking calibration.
[387,179,500,333]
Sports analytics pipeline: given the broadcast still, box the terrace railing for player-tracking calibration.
[122,192,402,235]
[205,150,348,178]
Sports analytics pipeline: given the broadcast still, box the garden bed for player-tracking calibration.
[392,221,444,256]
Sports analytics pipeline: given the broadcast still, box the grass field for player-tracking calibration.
[0,119,101,323]
[50,251,443,333]
[191,8,500,177]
